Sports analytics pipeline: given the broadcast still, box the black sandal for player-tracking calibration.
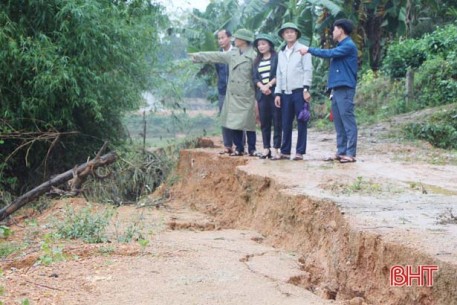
[229,151,244,157]
[259,149,271,159]
[249,151,263,157]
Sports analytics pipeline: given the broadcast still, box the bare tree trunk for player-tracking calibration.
[406,68,415,108]
[142,110,147,155]
[0,151,117,221]
[366,15,383,72]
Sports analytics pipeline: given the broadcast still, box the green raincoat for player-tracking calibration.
[191,47,256,131]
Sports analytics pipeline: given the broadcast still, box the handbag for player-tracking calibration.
[297,102,310,122]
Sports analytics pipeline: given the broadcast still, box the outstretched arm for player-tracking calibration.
[298,43,354,59]
[297,46,309,55]
[188,51,231,64]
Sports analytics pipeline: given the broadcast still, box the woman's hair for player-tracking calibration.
[254,40,276,67]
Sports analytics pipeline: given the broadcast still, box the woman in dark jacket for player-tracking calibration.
[253,34,281,159]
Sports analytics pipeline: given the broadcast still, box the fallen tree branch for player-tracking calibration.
[25,279,63,291]
[0,151,117,221]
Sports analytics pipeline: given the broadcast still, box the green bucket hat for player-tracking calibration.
[253,33,275,48]
[233,28,255,43]
[278,22,301,39]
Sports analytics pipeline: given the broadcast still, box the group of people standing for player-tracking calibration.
[189,19,358,163]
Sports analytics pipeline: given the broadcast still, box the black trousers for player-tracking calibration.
[258,94,281,149]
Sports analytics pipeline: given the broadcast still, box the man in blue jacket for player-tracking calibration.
[299,19,358,163]
[215,29,232,114]
[215,29,234,154]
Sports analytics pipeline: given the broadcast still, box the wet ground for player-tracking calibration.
[1,121,457,305]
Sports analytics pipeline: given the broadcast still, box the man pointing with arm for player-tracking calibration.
[299,19,359,163]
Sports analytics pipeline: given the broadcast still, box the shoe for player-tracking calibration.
[293,153,303,160]
[249,150,262,157]
[229,150,244,157]
[219,147,233,155]
[259,149,271,159]
[280,154,291,160]
[339,156,356,163]
[271,153,290,160]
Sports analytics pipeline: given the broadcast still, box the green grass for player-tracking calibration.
[123,112,219,148]
[54,205,114,244]
[0,241,21,258]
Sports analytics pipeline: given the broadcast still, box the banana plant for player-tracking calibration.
[185,0,240,52]
[242,0,316,45]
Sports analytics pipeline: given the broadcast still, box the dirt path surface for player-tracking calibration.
[1,122,457,305]
[1,203,341,305]
[85,228,341,305]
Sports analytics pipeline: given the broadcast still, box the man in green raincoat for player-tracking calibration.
[189,29,257,156]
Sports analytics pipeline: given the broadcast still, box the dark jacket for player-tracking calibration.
[308,36,358,89]
[252,53,278,101]
[215,50,229,96]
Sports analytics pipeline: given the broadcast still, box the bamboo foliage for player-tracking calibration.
[0,0,169,192]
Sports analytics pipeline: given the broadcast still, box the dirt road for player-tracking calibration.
[1,204,341,305]
[1,123,457,305]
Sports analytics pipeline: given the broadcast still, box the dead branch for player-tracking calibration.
[1,131,80,165]
[25,280,63,291]
[0,151,117,221]
[65,142,109,194]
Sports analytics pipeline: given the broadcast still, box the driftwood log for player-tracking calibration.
[0,151,117,221]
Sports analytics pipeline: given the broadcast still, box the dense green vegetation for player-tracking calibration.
[0,0,167,193]
[355,23,457,148]
[405,107,457,149]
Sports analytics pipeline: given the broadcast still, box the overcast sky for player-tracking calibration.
[155,0,210,13]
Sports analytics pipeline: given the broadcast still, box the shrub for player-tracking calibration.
[55,205,114,243]
[382,24,457,79]
[355,71,407,123]
[382,39,426,78]
[405,105,457,149]
[82,150,173,205]
[414,54,457,108]
[422,24,457,60]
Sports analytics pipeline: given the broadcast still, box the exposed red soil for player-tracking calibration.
[1,124,457,305]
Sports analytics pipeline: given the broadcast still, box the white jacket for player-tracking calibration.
[274,41,313,94]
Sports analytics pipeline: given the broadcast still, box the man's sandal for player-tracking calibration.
[219,147,233,155]
[271,154,290,161]
[339,156,356,163]
[293,154,303,161]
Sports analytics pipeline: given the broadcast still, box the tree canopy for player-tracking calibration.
[185,0,456,71]
[0,0,168,192]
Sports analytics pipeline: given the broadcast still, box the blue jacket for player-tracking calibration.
[308,37,358,89]
[215,51,229,96]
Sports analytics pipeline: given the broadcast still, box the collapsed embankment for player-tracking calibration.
[172,149,457,305]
